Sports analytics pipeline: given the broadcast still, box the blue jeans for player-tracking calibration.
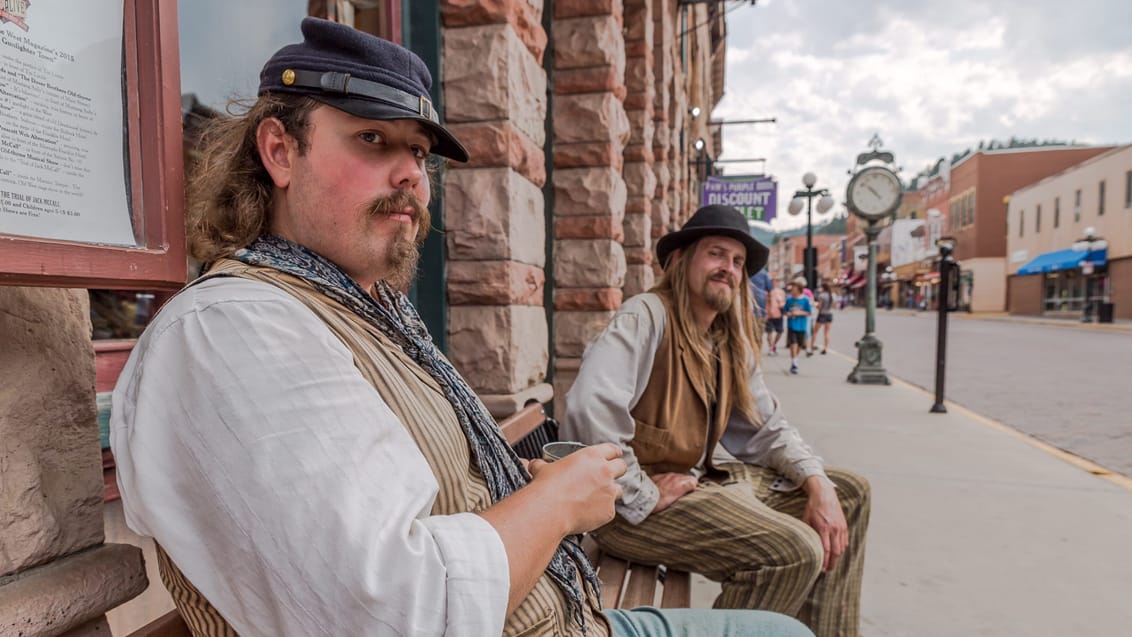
[604,607,814,637]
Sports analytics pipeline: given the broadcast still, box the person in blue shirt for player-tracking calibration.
[783,277,813,374]
[749,267,773,331]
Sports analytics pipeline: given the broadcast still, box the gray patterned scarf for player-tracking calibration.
[233,235,599,629]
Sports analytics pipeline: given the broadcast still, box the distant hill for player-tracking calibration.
[772,214,847,242]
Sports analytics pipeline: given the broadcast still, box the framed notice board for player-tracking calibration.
[0,0,185,289]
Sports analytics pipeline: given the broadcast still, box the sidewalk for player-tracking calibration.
[690,349,1132,636]
[878,306,1132,331]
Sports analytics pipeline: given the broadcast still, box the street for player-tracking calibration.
[780,308,1132,478]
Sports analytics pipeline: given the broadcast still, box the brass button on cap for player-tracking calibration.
[281,69,296,86]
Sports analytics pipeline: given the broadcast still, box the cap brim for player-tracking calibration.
[656,227,769,275]
[311,95,469,163]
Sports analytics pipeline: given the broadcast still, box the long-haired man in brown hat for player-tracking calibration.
[563,204,871,637]
[111,18,812,637]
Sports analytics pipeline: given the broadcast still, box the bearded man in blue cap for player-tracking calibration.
[110,18,811,637]
[563,205,872,637]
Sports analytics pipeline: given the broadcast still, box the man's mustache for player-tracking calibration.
[710,272,737,287]
[365,190,427,220]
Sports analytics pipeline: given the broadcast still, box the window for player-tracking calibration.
[1075,189,1082,223]
[1099,180,1106,216]
[1019,209,1024,237]
[1125,171,1132,208]
[1036,204,1042,232]
[1054,197,1060,228]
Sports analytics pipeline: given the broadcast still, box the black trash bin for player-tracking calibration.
[1098,302,1115,324]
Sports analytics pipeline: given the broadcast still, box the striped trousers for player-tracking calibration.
[593,464,870,637]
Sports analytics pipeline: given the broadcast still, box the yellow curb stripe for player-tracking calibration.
[828,348,1132,493]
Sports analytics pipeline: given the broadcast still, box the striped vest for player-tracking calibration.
[158,261,609,636]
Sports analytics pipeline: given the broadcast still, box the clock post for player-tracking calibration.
[846,137,901,385]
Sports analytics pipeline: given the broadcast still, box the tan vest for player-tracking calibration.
[159,261,609,637]
[629,293,733,477]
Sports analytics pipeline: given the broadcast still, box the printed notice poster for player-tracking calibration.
[701,175,777,223]
[0,0,136,246]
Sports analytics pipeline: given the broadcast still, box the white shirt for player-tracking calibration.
[110,278,509,636]
[562,293,828,524]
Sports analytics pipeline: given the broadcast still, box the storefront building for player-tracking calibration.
[1006,144,1132,320]
[947,145,1115,312]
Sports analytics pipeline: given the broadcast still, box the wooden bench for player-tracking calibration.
[499,402,692,610]
[127,402,690,636]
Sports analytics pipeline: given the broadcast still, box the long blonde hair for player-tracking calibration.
[652,239,762,423]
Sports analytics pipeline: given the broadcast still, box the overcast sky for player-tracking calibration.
[714,0,1132,230]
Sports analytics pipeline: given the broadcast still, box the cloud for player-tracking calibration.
[716,0,1132,230]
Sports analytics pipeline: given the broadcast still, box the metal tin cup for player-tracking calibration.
[541,441,587,462]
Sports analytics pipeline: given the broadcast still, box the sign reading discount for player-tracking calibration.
[701,175,777,222]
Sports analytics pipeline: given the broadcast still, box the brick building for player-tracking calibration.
[945,145,1115,312]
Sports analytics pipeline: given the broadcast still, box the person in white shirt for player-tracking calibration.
[111,18,811,637]
[562,205,871,637]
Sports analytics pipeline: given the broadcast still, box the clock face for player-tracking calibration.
[848,167,902,219]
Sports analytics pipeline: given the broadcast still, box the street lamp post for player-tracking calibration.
[1071,226,1108,322]
[931,237,958,413]
[788,173,835,291]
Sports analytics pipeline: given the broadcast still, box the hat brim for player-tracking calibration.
[311,95,469,163]
[656,226,769,275]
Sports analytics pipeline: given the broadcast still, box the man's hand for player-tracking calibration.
[526,443,627,535]
[802,475,848,572]
[650,472,698,513]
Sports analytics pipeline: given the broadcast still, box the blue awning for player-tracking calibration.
[1016,247,1107,276]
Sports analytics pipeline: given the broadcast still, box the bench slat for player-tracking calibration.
[595,554,627,609]
[659,569,692,608]
[620,564,659,609]
[126,610,192,637]
[496,402,546,446]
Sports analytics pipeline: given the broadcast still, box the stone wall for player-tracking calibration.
[0,287,146,636]
[441,1,553,415]
[550,0,630,414]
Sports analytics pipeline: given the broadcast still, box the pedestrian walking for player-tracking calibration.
[802,282,815,356]
[750,267,774,336]
[784,278,813,374]
[810,282,835,355]
[765,282,786,355]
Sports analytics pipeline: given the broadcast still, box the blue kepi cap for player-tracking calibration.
[260,17,468,162]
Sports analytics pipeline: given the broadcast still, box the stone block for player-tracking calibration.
[553,167,627,219]
[555,0,623,20]
[626,106,655,146]
[555,66,626,98]
[554,310,615,358]
[624,195,652,216]
[444,23,547,145]
[624,2,653,43]
[0,543,147,636]
[555,239,627,288]
[624,245,653,266]
[441,0,548,62]
[1,287,102,577]
[554,93,631,147]
[448,260,545,306]
[624,263,656,297]
[445,167,546,266]
[623,211,652,248]
[555,215,624,241]
[448,121,546,187]
[551,357,581,422]
[554,287,623,311]
[653,162,671,196]
[625,56,654,93]
[622,143,655,164]
[554,141,625,171]
[554,16,625,78]
[622,161,657,197]
[449,305,548,394]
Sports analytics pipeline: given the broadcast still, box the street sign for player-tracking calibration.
[701,175,777,222]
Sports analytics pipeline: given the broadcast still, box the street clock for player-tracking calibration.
[846,165,902,221]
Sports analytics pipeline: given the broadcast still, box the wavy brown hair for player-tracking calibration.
[652,239,762,424]
[186,94,319,264]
